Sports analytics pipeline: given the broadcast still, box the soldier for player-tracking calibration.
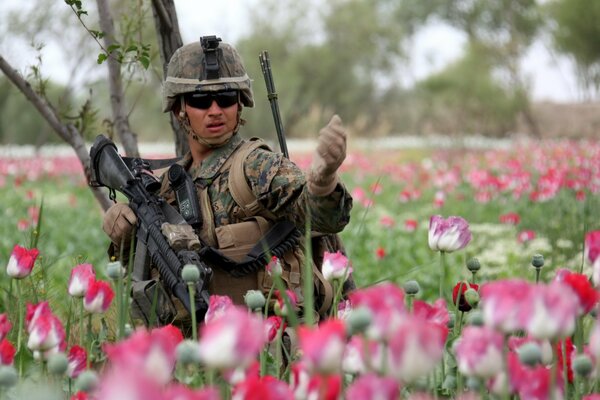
[101,36,353,331]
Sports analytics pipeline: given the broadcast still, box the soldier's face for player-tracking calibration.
[184,94,239,141]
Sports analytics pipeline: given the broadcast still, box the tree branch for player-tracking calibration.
[0,53,113,211]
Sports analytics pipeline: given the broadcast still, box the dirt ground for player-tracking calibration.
[516,101,600,138]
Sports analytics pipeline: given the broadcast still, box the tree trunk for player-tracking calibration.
[150,0,188,157]
[0,54,113,211]
[96,0,140,157]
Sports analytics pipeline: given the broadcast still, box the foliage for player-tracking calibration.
[546,0,600,98]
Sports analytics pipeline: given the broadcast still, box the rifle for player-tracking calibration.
[259,50,289,158]
[89,135,211,321]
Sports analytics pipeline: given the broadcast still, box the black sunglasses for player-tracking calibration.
[184,90,238,110]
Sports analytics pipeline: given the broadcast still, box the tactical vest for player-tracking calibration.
[130,138,342,328]
[200,138,336,317]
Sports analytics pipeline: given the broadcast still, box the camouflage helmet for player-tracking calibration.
[162,36,254,112]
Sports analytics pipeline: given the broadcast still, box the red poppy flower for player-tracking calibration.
[452,281,479,312]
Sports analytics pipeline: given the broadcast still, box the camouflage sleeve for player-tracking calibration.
[244,148,352,233]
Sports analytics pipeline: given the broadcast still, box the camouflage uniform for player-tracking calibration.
[159,133,352,232]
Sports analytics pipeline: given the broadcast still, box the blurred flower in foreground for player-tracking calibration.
[298,319,346,374]
[204,295,234,324]
[232,374,293,400]
[455,326,504,378]
[6,244,39,279]
[0,339,16,366]
[26,303,66,354]
[428,215,472,253]
[345,373,401,400]
[103,324,183,386]
[198,306,266,370]
[554,269,599,314]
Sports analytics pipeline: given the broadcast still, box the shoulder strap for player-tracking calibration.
[227,138,276,220]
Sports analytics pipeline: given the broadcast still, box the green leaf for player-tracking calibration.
[139,56,150,69]
[97,53,108,64]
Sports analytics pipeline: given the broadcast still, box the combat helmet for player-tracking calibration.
[162,35,254,112]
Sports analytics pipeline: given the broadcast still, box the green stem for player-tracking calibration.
[303,213,314,327]
[188,283,198,341]
[116,268,124,340]
[87,313,93,368]
[79,300,84,346]
[16,280,24,376]
[439,252,447,301]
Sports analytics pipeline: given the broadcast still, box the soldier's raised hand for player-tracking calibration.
[307,114,347,196]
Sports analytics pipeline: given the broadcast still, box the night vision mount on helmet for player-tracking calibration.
[162,35,254,112]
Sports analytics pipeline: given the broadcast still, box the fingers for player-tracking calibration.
[102,203,137,244]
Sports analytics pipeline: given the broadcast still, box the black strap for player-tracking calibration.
[198,221,302,278]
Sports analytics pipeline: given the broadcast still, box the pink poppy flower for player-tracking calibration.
[321,251,352,282]
[265,316,285,343]
[349,282,406,340]
[517,229,536,243]
[404,219,418,232]
[198,306,266,370]
[306,374,342,400]
[25,301,52,331]
[104,325,183,385]
[67,345,87,379]
[375,246,386,260]
[585,231,600,279]
[70,391,88,400]
[379,215,395,228]
[232,375,294,400]
[274,289,298,317]
[68,263,96,298]
[346,373,401,400]
[412,298,449,337]
[499,212,520,225]
[298,319,346,374]
[83,279,114,314]
[204,294,234,324]
[6,244,39,279]
[480,279,531,333]
[95,368,164,400]
[454,326,504,378]
[266,256,283,277]
[27,311,66,352]
[428,215,472,253]
[508,352,564,400]
[0,339,16,365]
[519,281,579,340]
[17,219,29,231]
[0,314,12,341]
[387,314,446,383]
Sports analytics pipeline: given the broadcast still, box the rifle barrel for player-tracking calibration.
[260,51,289,159]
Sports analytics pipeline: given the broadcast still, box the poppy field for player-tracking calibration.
[0,137,600,399]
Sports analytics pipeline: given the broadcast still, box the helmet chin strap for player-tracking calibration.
[177,97,243,149]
